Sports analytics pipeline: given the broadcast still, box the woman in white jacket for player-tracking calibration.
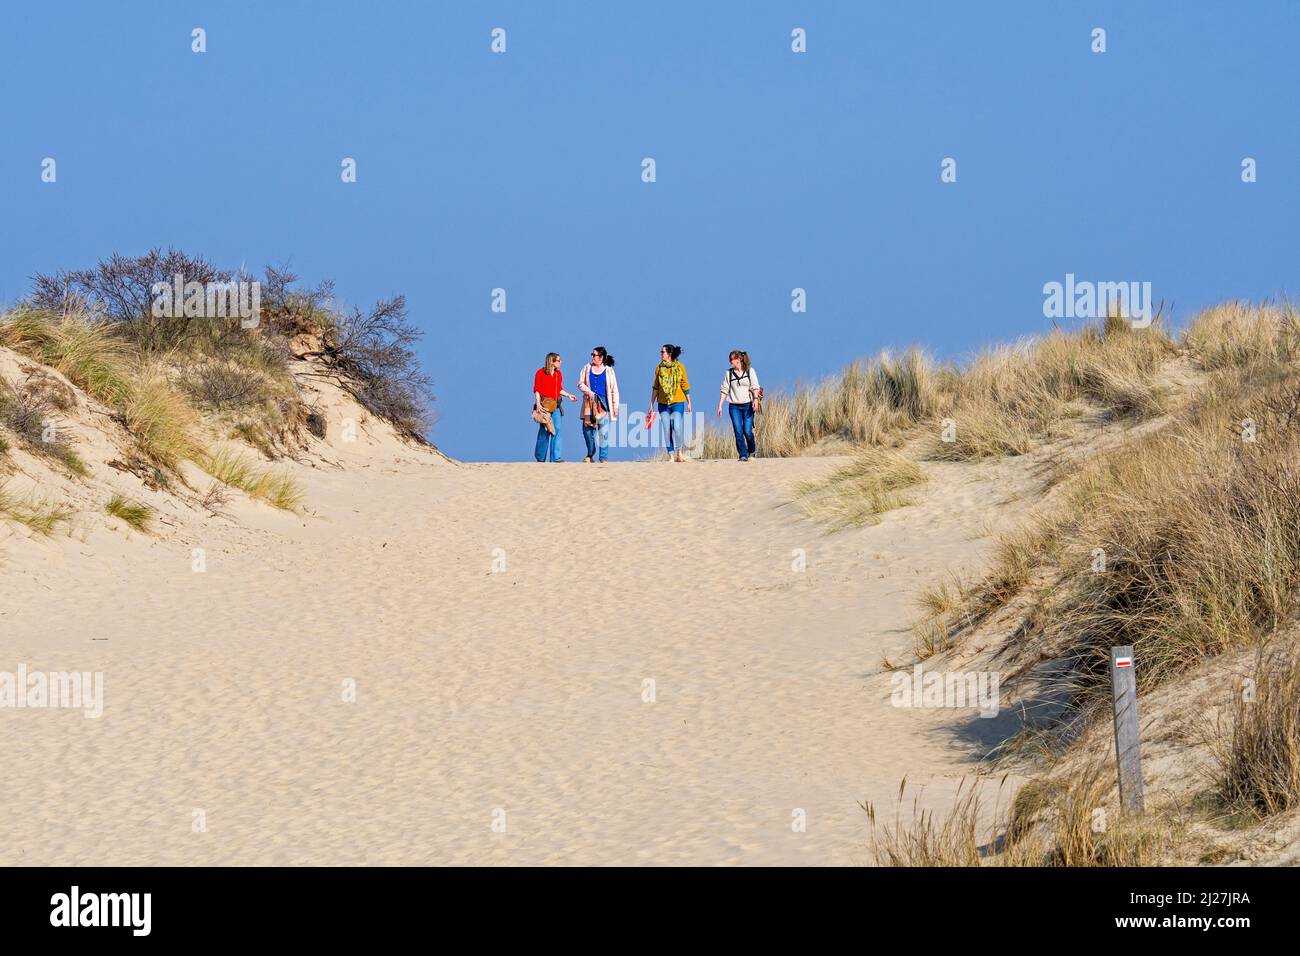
[716,350,761,461]
[578,346,620,463]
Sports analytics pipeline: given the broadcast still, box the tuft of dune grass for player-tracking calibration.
[256,470,305,511]
[201,445,256,488]
[1214,649,1300,819]
[867,763,1175,867]
[925,399,1039,460]
[1,308,132,406]
[911,617,954,661]
[0,482,74,536]
[105,493,153,533]
[1076,359,1168,420]
[121,364,203,469]
[200,446,304,511]
[916,575,964,619]
[910,573,972,659]
[1000,760,1175,866]
[1184,299,1300,371]
[3,309,205,470]
[794,447,927,530]
[864,778,985,866]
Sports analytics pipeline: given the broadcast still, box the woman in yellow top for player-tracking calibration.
[648,343,691,462]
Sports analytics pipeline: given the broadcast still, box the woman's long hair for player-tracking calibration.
[729,350,750,373]
[662,343,683,362]
[544,352,560,374]
[592,346,615,368]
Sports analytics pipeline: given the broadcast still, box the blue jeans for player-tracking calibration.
[583,415,611,461]
[728,402,756,459]
[535,406,563,462]
[657,401,686,453]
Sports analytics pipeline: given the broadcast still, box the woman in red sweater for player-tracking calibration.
[533,352,578,462]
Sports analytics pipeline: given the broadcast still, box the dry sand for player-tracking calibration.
[2,416,1042,864]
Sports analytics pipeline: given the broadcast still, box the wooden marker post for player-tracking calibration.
[1110,645,1144,814]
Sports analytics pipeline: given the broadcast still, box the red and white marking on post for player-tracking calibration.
[1114,655,1133,668]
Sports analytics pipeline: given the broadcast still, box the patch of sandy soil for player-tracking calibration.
[2,419,1051,864]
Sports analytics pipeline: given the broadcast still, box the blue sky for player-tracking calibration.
[2,1,1297,460]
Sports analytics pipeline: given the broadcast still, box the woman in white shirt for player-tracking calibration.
[716,350,761,461]
[578,346,620,463]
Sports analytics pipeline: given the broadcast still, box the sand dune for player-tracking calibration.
[1,433,1049,865]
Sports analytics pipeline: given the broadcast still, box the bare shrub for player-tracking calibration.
[303,295,435,438]
[259,265,337,338]
[30,248,235,352]
[182,361,277,412]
